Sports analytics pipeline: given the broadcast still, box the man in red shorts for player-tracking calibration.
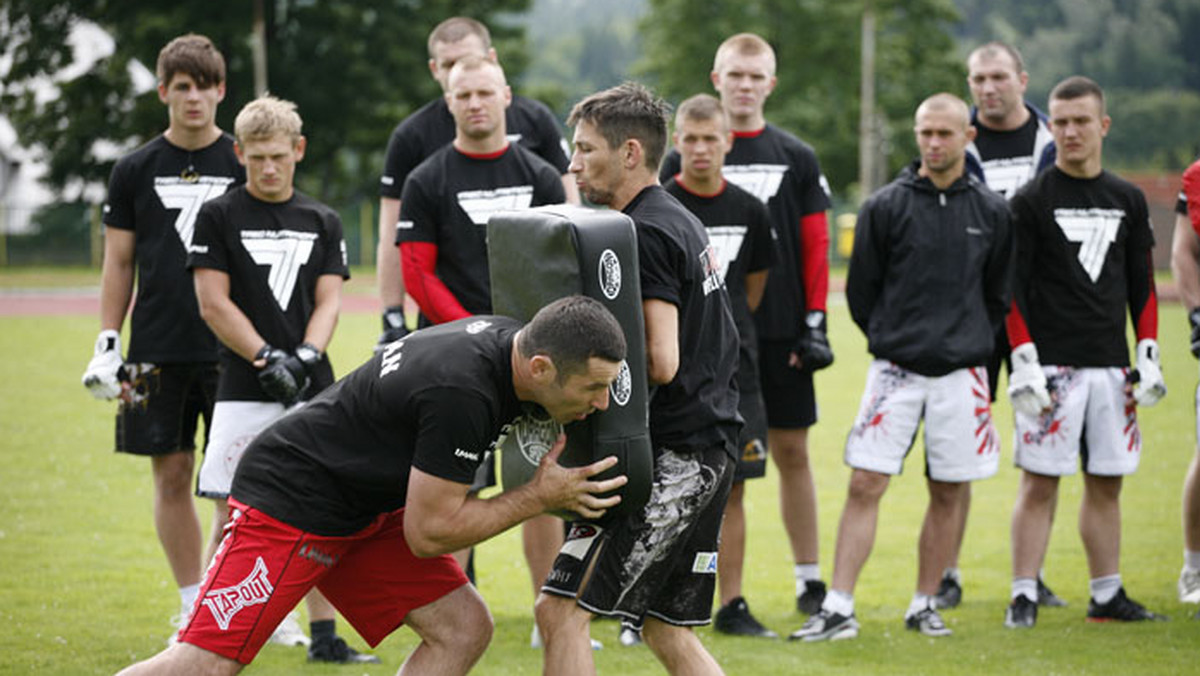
[115,295,630,675]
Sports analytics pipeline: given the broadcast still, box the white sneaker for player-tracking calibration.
[166,603,192,646]
[530,624,603,650]
[1180,567,1200,603]
[269,611,311,647]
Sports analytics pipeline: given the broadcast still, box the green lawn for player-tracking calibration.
[1,286,1198,674]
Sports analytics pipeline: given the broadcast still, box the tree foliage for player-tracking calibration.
[953,0,1200,169]
[636,0,965,199]
[1,0,530,204]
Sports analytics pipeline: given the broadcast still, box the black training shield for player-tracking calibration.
[488,205,652,522]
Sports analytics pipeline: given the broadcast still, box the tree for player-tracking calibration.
[1,0,531,205]
[636,0,964,201]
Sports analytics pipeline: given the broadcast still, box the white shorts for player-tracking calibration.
[844,360,1000,482]
[197,401,295,498]
[1013,366,1139,477]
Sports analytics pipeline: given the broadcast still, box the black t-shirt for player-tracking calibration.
[627,185,741,455]
[396,144,566,316]
[661,125,830,340]
[973,115,1040,200]
[1010,168,1155,367]
[379,96,570,199]
[103,134,245,363]
[231,317,524,536]
[188,187,350,401]
[662,177,776,391]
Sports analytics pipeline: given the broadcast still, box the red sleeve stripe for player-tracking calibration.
[400,241,470,324]
[799,211,830,312]
[1135,251,1158,341]
[1005,299,1033,347]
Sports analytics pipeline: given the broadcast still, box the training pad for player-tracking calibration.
[488,205,651,521]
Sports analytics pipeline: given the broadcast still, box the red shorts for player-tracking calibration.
[178,499,468,664]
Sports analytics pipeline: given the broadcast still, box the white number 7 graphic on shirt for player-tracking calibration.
[1053,208,1124,283]
[243,235,315,311]
[155,181,232,248]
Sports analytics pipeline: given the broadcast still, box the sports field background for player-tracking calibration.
[2,267,1198,674]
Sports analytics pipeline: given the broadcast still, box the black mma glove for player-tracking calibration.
[791,310,834,371]
[376,305,409,353]
[1190,308,1200,358]
[256,344,309,405]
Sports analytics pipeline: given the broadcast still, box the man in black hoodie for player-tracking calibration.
[791,93,1012,642]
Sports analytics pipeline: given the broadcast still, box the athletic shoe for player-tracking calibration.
[307,637,382,664]
[1178,567,1200,603]
[1037,577,1067,607]
[713,597,778,638]
[796,579,828,615]
[530,624,603,650]
[932,573,962,609]
[618,620,643,647]
[268,611,311,647]
[905,607,952,637]
[1086,587,1168,622]
[787,609,859,642]
[1004,595,1038,629]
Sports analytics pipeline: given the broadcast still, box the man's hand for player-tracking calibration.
[530,434,628,520]
[82,329,127,400]
[255,344,309,405]
[789,310,834,371]
[1008,342,1051,417]
[375,305,409,353]
[1132,338,1167,407]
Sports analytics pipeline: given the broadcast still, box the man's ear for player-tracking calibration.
[529,354,557,384]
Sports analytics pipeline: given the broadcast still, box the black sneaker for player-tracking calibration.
[714,597,778,638]
[1004,595,1038,629]
[788,609,859,642]
[797,580,827,615]
[1037,577,1067,607]
[905,607,952,637]
[307,637,382,664]
[932,573,962,609]
[1086,587,1168,623]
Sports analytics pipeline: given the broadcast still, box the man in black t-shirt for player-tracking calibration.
[537,83,741,676]
[186,96,367,663]
[664,94,777,639]
[660,34,834,612]
[80,35,242,641]
[1003,76,1166,628]
[394,54,572,647]
[932,41,1062,611]
[114,296,629,676]
[375,17,577,350]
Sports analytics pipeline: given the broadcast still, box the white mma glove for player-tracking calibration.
[1008,342,1051,417]
[1132,338,1167,407]
[82,329,126,400]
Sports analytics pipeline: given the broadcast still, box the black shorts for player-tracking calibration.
[758,339,818,429]
[115,362,217,456]
[541,446,734,628]
[735,387,768,482]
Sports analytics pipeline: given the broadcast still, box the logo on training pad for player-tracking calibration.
[465,320,492,334]
[692,552,719,574]
[513,412,564,465]
[610,360,632,407]
[598,249,621,300]
[562,523,603,560]
[201,556,274,630]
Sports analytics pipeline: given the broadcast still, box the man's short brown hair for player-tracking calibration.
[568,82,672,171]
[675,94,729,132]
[1049,75,1106,116]
[427,17,491,59]
[156,34,225,88]
[713,33,776,74]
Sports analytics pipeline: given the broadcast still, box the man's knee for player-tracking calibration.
[768,428,810,468]
[152,451,196,499]
[412,587,494,656]
[847,469,889,503]
[926,479,968,511]
[1018,471,1060,505]
[534,593,587,638]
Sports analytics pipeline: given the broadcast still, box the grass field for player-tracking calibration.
[2,269,1199,674]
